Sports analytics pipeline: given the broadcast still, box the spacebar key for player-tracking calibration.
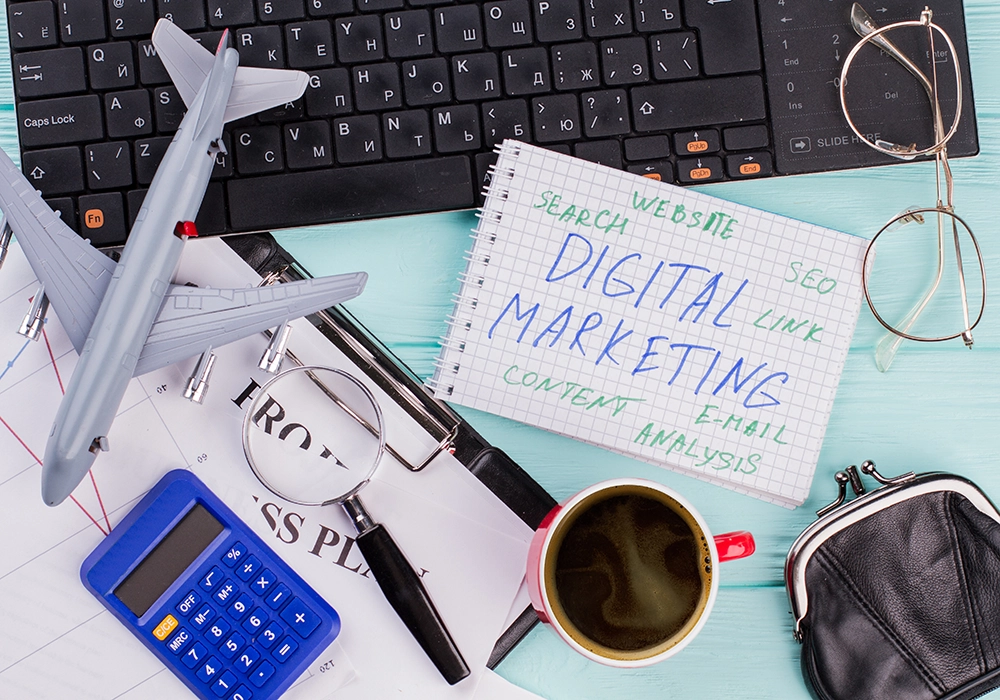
[632,76,767,132]
[227,156,474,231]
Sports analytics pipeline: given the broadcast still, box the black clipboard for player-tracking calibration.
[225,233,556,668]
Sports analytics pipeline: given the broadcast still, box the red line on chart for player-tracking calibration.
[41,328,65,394]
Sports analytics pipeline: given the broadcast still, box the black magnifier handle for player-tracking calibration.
[343,496,470,685]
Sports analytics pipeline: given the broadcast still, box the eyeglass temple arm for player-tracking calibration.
[850,4,946,158]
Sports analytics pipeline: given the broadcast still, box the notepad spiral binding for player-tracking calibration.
[427,141,521,397]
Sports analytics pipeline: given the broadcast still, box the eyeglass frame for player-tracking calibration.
[837,4,986,347]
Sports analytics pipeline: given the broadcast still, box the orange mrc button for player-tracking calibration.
[689,167,713,180]
[739,162,762,175]
[153,614,178,641]
[686,140,709,153]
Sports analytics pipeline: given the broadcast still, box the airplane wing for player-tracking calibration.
[0,147,116,353]
[133,272,368,376]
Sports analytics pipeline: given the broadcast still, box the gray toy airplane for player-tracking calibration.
[0,20,368,507]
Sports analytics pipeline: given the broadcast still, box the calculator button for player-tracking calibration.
[197,656,222,683]
[212,670,239,697]
[235,555,262,582]
[251,569,276,595]
[200,566,224,591]
[228,593,255,621]
[176,590,201,616]
[214,579,239,605]
[231,685,254,700]
[280,597,321,638]
[258,621,283,649]
[152,614,179,641]
[206,618,231,644]
[166,628,192,655]
[235,646,260,673]
[220,631,246,660]
[264,583,291,610]
[248,660,276,688]
[192,604,216,630]
[242,608,268,635]
[222,542,248,567]
[272,635,299,663]
[183,642,208,669]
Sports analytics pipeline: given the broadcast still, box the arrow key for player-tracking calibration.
[626,160,673,183]
[14,48,86,99]
[725,152,772,179]
[676,156,722,184]
[674,129,719,155]
[21,147,84,196]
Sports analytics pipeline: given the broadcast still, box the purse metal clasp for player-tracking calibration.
[816,460,915,517]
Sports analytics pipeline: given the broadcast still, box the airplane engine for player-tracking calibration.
[183,347,217,403]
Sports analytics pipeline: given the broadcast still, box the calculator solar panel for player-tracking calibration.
[81,470,341,700]
[4,0,978,245]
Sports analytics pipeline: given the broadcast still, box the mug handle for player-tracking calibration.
[714,531,755,562]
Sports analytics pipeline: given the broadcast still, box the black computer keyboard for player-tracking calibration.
[4,0,978,245]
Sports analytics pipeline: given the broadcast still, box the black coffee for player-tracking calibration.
[552,492,707,652]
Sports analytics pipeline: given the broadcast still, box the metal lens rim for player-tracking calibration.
[862,207,985,342]
[839,18,962,158]
[241,364,387,507]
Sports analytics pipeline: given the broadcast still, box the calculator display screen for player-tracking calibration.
[114,503,224,617]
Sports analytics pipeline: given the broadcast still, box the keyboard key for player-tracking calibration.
[59,0,107,44]
[482,99,530,146]
[197,656,223,683]
[574,140,621,168]
[8,2,58,50]
[551,43,599,90]
[235,26,285,67]
[78,192,127,246]
[674,129,719,155]
[232,685,254,700]
[153,86,186,133]
[676,156,723,183]
[584,0,632,37]
[257,0,306,21]
[681,0,760,75]
[212,670,239,697]
[137,40,171,85]
[433,104,481,152]
[533,0,583,42]
[632,76,767,132]
[158,0,209,31]
[88,43,137,91]
[359,0,405,12]
[649,31,698,80]
[105,90,153,139]
[633,0,679,32]
[434,6,484,53]
[623,134,668,160]
[235,555,262,582]
[286,20,336,68]
[108,0,157,39]
[182,642,208,669]
[386,10,434,58]
[723,124,769,151]
[251,569,277,595]
[226,157,473,229]
[627,159,672,182]
[14,48,86,99]
[200,566,225,592]
[258,621,284,649]
[726,152,772,178]
[305,68,354,116]
[383,110,432,158]
[531,94,579,142]
[248,660,276,688]
[452,53,501,100]
[279,598,322,638]
[206,618,232,645]
[335,15,385,63]
[192,604,216,630]
[166,628,192,655]
[285,121,335,169]
[309,0,355,15]
[581,89,629,137]
[354,63,403,111]
[220,632,246,659]
[484,0,534,48]
[214,580,239,605]
[264,583,293,610]
[403,58,451,105]
[134,136,172,185]
[228,593,255,620]
[600,36,648,85]
[233,125,285,173]
[235,646,261,673]
[176,591,202,617]
[44,198,76,232]
[242,607,269,635]
[333,115,383,163]
[209,0,257,27]
[21,147,84,196]
[272,636,299,663]
[502,47,550,95]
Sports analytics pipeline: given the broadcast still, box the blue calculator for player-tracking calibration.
[81,470,341,700]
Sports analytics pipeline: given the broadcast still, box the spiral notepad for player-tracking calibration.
[429,142,867,506]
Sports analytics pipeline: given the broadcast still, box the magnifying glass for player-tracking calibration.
[242,365,470,685]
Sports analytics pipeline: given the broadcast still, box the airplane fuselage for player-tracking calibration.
[41,46,240,506]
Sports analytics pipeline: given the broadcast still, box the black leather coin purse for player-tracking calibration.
[786,461,1000,700]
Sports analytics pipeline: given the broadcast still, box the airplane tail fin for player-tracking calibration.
[151,19,308,123]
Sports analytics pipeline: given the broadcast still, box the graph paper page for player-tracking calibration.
[433,142,867,506]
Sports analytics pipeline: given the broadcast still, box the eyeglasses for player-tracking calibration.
[839,3,986,372]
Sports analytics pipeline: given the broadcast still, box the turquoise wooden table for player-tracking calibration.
[1,2,997,698]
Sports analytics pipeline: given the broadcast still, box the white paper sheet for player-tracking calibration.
[0,239,533,699]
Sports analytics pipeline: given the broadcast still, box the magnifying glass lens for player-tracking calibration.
[243,366,384,505]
